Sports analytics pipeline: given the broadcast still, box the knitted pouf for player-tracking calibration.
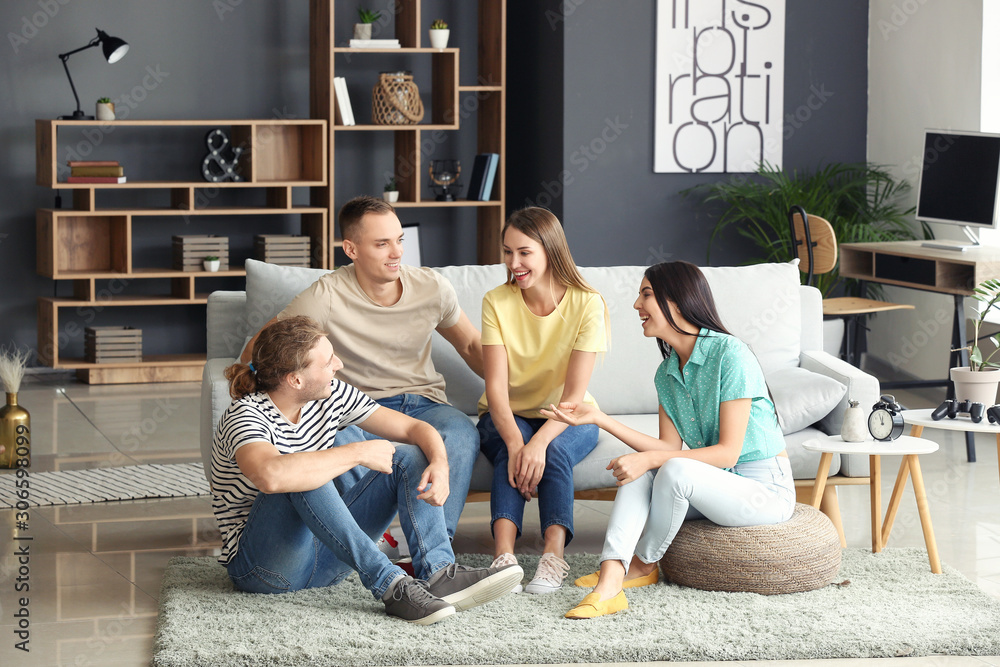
[659,503,841,595]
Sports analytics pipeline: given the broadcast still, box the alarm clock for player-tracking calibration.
[868,394,904,441]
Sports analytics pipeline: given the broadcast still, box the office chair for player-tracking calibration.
[788,205,914,366]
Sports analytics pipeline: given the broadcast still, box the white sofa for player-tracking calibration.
[200,259,878,499]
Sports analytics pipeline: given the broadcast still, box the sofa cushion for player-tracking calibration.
[245,258,333,330]
[700,261,802,375]
[766,367,847,435]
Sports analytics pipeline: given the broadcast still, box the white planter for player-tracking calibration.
[383,190,399,203]
[950,366,1000,406]
[96,102,115,121]
[354,23,372,40]
[429,29,450,49]
[203,259,221,272]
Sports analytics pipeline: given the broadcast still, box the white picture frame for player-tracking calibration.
[401,223,422,267]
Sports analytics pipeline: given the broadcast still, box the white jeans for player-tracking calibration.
[600,455,796,571]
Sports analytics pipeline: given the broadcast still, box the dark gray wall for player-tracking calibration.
[504,0,870,267]
[0,0,868,366]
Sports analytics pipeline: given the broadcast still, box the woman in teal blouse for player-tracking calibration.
[542,261,795,619]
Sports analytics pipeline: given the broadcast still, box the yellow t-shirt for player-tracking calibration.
[478,283,607,418]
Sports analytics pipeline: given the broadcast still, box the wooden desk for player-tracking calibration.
[839,241,1000,461]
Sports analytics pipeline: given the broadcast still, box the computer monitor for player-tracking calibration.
[916,129,1000,251]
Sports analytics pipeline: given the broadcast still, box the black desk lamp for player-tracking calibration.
[58,28,129,120]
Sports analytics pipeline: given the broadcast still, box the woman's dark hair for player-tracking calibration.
[645,260,781,424]
[643,261,730,360]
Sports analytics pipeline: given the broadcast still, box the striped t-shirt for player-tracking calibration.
[211,382,379,564]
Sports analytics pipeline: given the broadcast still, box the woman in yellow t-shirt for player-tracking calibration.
[478,207,608,595]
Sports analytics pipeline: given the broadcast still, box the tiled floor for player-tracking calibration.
[0,373,998,667]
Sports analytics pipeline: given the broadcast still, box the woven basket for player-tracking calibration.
[371,71,424,125]
[659,503,841,595]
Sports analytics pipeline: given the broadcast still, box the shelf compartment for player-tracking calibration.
[37,210,130,278]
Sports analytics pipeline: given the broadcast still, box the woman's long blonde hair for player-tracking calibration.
[502,207,610,337]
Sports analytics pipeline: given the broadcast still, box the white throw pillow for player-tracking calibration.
[241,259,334,356]
[701,261,802,375]
[766,366,847,435]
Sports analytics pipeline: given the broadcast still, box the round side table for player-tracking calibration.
[905,407,1000,483]
[802,434,941,574]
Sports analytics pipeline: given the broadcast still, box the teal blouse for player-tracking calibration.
[653,328,784,464]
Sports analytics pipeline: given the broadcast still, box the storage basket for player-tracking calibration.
[371,71,424,125]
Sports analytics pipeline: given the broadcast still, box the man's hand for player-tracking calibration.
[608,451,660,486]
[417,460,450,506]
[352,439,395,474]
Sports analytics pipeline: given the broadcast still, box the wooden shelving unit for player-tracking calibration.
[309,0,506,264]
[35,119,329,384]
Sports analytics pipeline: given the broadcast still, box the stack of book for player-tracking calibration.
[334,77,355,126]
[67,160,126,184]
[254,235,311,267]
[466,153,500,201]
[348,39,400,48]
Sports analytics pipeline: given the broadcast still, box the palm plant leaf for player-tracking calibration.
[688,162,930,299]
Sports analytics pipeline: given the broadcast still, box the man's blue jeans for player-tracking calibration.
[335,394,478,539]
[477,414,598,546]
[225,445,454,599]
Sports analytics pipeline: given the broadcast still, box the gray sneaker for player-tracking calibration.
[382,576,455,625]
[426,562,524,611]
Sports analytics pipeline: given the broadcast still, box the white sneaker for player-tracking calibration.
[491,553,522,593]
[524,552,570,594]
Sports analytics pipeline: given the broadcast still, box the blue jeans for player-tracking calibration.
[225,445,454,599]
[601,455,796,571]
[335,394,478,540]
[477,414,598,546]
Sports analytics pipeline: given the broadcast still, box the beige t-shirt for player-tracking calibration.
[278,264,461,403]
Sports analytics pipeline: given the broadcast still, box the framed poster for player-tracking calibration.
[654,0,785,173]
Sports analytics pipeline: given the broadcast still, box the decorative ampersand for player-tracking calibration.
[201,129,243,182]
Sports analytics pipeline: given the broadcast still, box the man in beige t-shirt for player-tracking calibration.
[242,195,483,538]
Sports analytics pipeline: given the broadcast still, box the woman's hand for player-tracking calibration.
[540,401,603,427]
[506,446,533,501]
[608,451,661,486]
[516,439,547,497]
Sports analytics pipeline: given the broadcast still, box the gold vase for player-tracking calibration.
[0,392,30,469]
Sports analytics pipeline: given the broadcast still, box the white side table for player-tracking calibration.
[905,407,1000,483]
[802,434,941,574]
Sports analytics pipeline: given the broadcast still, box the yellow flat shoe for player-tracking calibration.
[574,567,659,589]
[565,591,628,619]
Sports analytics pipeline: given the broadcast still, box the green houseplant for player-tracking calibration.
[354,8,381,40]
[687,162,930,299]
[951,278,1000,406]
[383,176,399,203]
[429,19,449,49]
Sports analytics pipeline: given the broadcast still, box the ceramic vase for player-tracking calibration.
[0,393,30,469]
[950,366,1000,407]
[354,23,372,40]
[96,101,115,121]
[383,190,399,203]
[429,29,449,49]
[203,259,221,272]
[840,400,867,442]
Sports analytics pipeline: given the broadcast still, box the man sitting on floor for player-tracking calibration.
[213,315,521,625]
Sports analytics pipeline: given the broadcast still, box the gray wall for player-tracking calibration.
[0,0,869,366]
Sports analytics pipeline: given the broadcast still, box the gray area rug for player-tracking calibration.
[0,462,209,508]
[152,550,1000,666]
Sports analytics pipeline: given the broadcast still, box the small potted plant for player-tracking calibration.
[96,97,115,121]
[355,8,381,40]
[429,19,449,49]
[203,255,221,272]
[383,177,399,203]
[952,278,1000,404]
